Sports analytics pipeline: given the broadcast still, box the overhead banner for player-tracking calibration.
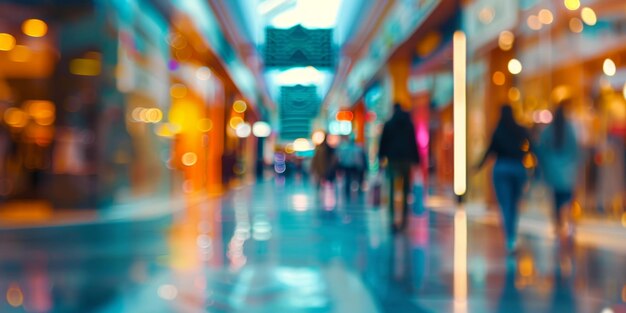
[265,25,333,68]
[279,85,319,140]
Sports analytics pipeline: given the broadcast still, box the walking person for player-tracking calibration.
[537,104,579,239]
[311,134,337,189]
[477,105,531,253]
[336,135,365,198]
[378,103,420,232]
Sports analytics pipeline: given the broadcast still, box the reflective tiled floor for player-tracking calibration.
[1,178,625,312]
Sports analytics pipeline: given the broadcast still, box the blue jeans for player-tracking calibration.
[493,159,527,247]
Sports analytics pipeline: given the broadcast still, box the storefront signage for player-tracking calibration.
[345,0,441,103]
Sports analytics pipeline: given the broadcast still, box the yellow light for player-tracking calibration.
[508,59,523,75]
[569,18,584,33]
[552,85,572,104]
[293,138,313,152]
[623,83,626,100]
[170,84,187,99]
[131,107,143,122]
[155,124,174,138]
[70,58,101,76]
[581,7,597,26]
[284,143,295,154]
[519,255,534,277]
[492,71,506,86]
[229,116,244,129]
[498,31,514,51]
[233,100,247,113]
[453,31,467,196]
[22,19,47,37]
[197,118,213,132]
[4,108,29,128]
[621,212,626,227]
[603,58,616,77]
[0,33,16,51]
[453,210,467,305]
[9,45,31,62]
[527,15,542,30]
[564,0,580,11]
[6,283,23,307]
[181,152,198,166]
[25,100,55,126]
[146,108,163,123]
[312,130,326,145]
[538,9,554,25]
[508,87,521,102]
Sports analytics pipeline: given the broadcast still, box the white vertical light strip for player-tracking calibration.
[454,209,468,312]
[453,31,467,196]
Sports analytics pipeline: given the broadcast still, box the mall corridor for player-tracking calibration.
[1,178,625,313]
[2,0,626,312]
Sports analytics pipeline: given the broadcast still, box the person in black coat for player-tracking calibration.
[378,103,420,232]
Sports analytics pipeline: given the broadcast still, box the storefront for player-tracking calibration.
[464,0,626,221]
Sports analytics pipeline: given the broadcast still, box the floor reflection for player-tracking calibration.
[0,179,624,312]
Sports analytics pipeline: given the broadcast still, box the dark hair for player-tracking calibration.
[495,104,528,145]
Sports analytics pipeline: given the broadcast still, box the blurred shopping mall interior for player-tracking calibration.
[0,0,625,312]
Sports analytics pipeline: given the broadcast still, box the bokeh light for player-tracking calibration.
[6,284,23,307]
[569,18,584,33]
[603,58,616,77]
[508,59,523,75]
[498,31,514,51]
[0,33,16,51]
[581,7,597,26]
[22,19,47,37]
[312,130,326,145]
[181,152,198,166]
[196,67,212,80]
[252,121,271,137]
[4,108,29,128]
[538,9,554,25]
[527,15,542,30]
[508,87,521,102]
[492,71,506,86]
[25,100,55,126]
[478,7,495,25]
[235,123,251,138]
[564,0,580,11]
[233,100,247,113]
[229,116,244,129]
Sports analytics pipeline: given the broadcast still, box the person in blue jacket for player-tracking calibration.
[537,103,579,239]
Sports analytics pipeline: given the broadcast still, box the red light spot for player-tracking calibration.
[336,111,354,121]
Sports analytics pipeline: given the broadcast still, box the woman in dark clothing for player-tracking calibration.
[477,105,531,252]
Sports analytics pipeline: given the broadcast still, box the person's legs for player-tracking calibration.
[493,162,515,249]
[400,162,411,230]
[554,190,573,235]
[387,165,397,218]
[507,166,527,248]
